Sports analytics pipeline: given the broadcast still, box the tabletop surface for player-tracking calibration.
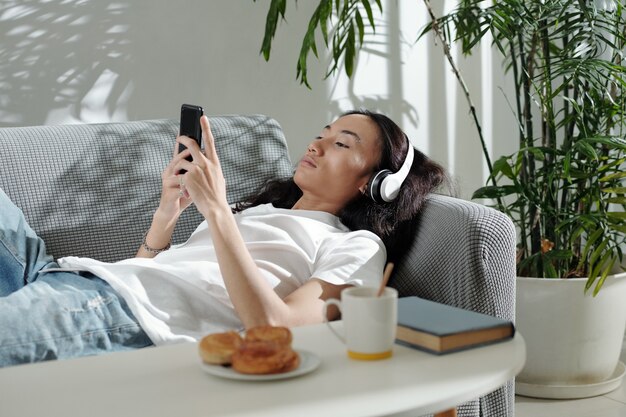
[0,321,525,417]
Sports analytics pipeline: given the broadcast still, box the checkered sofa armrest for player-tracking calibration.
[0,115,293,262]
[390,193,517,417]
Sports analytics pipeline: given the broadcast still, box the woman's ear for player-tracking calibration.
[358,170,375,196]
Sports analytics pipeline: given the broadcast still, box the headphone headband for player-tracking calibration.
[367,136,414,203]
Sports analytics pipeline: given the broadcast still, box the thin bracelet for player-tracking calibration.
[142,231,171,254]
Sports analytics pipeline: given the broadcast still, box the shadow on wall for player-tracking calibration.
[326,3,419,134]
[0,0,136,126]
[0,0,332,167]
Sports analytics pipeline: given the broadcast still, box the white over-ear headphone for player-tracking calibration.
[366,136,415,203]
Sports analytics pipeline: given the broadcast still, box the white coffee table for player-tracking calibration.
[0,321,525,417]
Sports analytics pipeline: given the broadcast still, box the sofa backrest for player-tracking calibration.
[390,193,516,320]
[0,116,293,262]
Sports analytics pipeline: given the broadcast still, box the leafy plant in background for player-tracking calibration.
[257,0,383,88]
[257,0,626,294]
[436,0,626,294]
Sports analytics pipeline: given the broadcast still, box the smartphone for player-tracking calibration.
[178,104,204,173]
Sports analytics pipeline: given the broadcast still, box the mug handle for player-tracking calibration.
[322,298,345,344]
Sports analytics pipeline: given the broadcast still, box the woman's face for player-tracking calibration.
[294,114,383,213]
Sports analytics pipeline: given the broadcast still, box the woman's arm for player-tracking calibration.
[206,203,351,327]
[136,140,195,258]
[177,116,348,328]
[135,210,178,258]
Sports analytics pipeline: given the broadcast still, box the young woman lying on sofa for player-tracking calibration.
[0,110,446,367]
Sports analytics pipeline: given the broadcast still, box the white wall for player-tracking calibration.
[0,0,517,199]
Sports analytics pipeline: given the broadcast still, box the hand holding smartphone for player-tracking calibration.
[178,104,204,174]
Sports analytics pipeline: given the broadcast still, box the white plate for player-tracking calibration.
[200,350,321,381]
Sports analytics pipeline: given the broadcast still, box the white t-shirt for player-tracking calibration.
[57,204,386,345]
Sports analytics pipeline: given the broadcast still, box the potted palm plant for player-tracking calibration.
[257,0,626,398]
[423,0,626,399]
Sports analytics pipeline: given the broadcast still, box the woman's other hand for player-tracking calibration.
[156,135,196,222]
[137,134,197,258]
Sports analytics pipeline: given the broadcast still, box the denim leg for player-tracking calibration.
[0,271,153,367]
[0,188,54,296]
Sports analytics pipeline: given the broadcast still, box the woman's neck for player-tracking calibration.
[291,196,342,216]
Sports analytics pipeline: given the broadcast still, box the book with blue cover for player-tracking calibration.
[395,297,515,355]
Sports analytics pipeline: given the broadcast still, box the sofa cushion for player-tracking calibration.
[0,115,293,262]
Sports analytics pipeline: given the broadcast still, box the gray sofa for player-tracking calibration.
[0,115,516,417]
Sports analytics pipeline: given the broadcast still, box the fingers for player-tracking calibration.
[170,117,227,212]
[200,115,217,159]
[177,175,191,200]
[175,116,213,166]
[164,142,190,178]
[177,135,206,161]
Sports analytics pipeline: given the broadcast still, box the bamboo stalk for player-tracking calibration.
[421,1,492,176]
[509,40,529,261]
[540,13,557,262]
[517,30,542,272]
[421,0,514,220]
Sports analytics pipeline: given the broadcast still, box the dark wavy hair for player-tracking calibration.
[235,109,448,262]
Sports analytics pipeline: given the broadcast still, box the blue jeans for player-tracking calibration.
[0,189,153,367]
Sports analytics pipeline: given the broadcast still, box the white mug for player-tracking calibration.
[323,286,398,360]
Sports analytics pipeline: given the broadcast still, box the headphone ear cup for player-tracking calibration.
[367,137,415,203]
[367,169,392,203]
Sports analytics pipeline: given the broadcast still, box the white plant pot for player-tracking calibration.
[515,272,626,399]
